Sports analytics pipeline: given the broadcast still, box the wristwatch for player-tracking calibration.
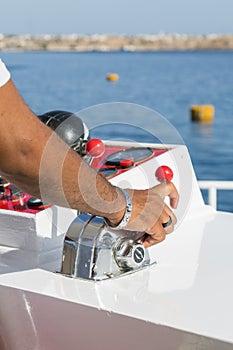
[106,188,132,230]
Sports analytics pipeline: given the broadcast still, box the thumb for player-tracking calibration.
[153,182,179,209]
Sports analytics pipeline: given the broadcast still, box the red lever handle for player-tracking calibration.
[86,138,105,157]
[155,165,173,182]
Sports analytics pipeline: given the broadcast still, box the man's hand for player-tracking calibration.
[118,182,179,248]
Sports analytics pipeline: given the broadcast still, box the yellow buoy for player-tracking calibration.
[190,105,214,123]
[106,73,119,82]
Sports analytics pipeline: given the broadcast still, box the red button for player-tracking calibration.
[119,158,134,168]
[86,138,105,157]
[155,165,173,182]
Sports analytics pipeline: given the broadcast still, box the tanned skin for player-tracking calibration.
[0,79,179,247]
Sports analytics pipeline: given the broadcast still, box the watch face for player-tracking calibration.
[103,147,153,167]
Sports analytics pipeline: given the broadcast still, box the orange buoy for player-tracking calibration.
[106,73,119,82]
[190,105,214,123]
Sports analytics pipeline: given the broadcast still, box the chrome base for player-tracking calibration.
[60,213,154,281]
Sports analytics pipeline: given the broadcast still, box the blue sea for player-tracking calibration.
[1,51,233,212]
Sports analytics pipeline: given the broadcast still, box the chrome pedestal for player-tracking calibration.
[60,213,154,280]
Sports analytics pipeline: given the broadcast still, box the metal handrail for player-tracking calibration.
[198,180,233,210]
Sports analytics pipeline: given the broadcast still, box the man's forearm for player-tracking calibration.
[0,79,126,224]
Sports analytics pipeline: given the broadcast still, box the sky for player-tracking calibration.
[1,0,232,36]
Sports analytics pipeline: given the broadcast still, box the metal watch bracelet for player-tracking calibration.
[107,188,132,230]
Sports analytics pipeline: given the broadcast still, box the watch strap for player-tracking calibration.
[107,188,132,230]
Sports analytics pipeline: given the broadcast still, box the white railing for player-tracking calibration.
[198,181,233,210]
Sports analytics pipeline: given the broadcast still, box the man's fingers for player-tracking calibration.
[164,206,177,227]
[125,182,179,248]
[154,182,179,209]
[143,226,166,248]
[142,204,177,248]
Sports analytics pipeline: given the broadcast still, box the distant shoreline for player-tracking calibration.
[1,34,233,52]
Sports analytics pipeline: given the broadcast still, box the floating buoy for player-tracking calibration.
[190,105,214,123]
[106,73,119,82]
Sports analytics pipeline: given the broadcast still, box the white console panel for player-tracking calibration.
[1,141,232,350]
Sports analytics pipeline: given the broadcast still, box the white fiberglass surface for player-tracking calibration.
[0,211,233,343]
[0,138,232,345]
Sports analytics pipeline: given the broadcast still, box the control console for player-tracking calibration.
[60,138,205,280]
